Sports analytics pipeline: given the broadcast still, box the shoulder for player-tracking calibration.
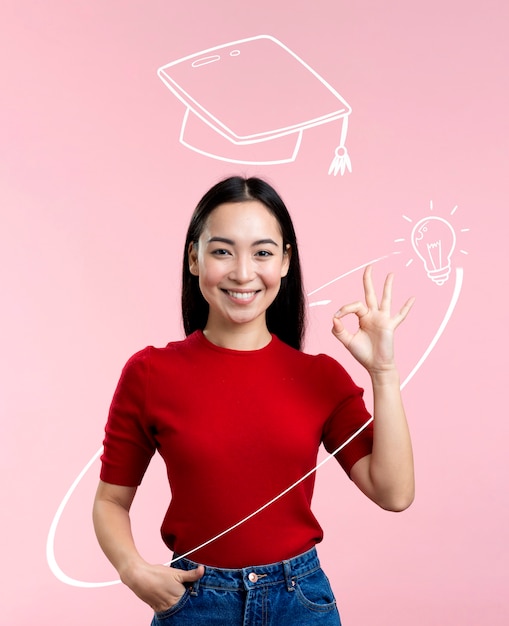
[117,334,186,372]
[126,332,200,361]
[275,336,347,370]
[273,337,355,383]
[120,331,207,375]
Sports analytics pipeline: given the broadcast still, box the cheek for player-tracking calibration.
[197,263,224,290]
[263,265,286,288]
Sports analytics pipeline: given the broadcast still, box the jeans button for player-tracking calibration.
[248,572,258,583]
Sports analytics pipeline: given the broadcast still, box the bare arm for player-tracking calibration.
[332,266,415,511]
[93,480,203,611]
[349,368,414,511]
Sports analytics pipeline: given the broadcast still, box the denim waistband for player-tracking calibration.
[171,547,321,592]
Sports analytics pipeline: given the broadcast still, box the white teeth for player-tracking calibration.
[227,290,256,300]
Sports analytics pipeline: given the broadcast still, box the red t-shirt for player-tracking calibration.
[100,331,373,567]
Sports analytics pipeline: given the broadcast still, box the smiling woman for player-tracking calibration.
[187,200,291,349]
[181,176,306,351]
[93,176,414,626]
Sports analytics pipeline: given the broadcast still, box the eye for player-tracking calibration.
[211,248,231,256]
[255,250,273,257]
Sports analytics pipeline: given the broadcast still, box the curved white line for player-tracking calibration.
[307,255,394,297]
[309,299,332,307]
[47,267,463,587]
[45,446,114,587]
[400,267,463,390]
[168,416,374,565]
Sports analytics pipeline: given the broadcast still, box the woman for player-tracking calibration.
[93,176,415,625]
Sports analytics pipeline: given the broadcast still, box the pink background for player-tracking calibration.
[2,1,508,624]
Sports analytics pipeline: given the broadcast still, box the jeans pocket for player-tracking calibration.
[153,588,192,621]
[294,568,337,612]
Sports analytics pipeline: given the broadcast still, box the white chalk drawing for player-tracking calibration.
[46,254,464,588]
[308,255,393,308]
[398,202,469,285]
[411,217,456,285]
[157,35,352,175]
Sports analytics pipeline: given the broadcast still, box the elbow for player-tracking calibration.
[378,489,415,512]
[372,469,415,512]
[351,458,415,512]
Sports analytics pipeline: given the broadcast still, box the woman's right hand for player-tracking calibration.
[93,482,204,612]
[121,561,205,612]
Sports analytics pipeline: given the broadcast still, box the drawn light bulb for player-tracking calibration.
[411,216,456,285]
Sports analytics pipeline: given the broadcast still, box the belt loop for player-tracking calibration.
[189,568,203,596]
[283,559,294,592]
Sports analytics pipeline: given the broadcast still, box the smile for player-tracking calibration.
[224,290,259,300]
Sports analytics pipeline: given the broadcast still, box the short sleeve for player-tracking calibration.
[319,355,373,476]
[100,349,156,486]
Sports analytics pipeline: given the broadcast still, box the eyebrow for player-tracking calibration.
[206,236,279,247]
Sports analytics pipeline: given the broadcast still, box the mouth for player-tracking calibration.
[222,289,260,301]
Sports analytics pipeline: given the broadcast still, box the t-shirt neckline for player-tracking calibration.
[194,329,276,355]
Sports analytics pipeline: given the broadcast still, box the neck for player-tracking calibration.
[202,323,272,351]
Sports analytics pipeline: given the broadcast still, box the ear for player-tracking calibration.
[281,244,292,278]
[188,242,199,276]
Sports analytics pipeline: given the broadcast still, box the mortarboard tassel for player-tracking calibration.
[328,116,351,176]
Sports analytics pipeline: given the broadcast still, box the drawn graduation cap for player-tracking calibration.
[157,35,352,175]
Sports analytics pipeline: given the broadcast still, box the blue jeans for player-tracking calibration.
[151,547,341,626]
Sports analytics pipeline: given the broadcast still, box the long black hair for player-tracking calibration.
[181,176,306,350]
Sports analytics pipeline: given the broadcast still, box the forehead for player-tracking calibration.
[203,200,282,237]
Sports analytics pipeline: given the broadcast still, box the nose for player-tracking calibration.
[230,254,255,283]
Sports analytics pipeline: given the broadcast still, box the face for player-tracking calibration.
[188,200,291,338]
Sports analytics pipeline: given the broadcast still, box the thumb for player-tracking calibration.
[331,316,351,345]
[176,565,205,583]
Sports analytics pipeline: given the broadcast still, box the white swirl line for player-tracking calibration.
[46,267,463,588]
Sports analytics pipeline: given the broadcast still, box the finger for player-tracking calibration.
[363,265,378,310]
[394,296,416,326]
[176,566,205,584]
[331,316,354,347]
[334,301,369,320]
[379,272,394,312]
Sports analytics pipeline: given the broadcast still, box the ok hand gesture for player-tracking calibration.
[331,265,415,375]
